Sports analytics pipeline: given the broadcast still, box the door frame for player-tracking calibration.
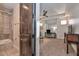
[35,3,40,56]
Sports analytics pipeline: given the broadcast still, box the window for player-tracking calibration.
[68,19,74,25]
[61,20,67,25]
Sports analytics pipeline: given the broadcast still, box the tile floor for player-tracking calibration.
[0,38,76,56]
[40,38,76,56]
[0,40,19,56]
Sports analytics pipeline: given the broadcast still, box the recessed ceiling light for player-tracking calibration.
[22,5,29,10]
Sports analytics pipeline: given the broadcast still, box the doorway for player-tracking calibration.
[39,3,76,56]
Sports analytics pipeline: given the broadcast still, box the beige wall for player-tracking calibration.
[13,3,20,55]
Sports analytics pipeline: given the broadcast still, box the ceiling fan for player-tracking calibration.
[42,10,48,17]
[40,10,48,20]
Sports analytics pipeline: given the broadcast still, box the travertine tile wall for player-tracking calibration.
[13,3,20,55]
[0,5,12,40]
[3,14,10,34]
[0,13,3,35]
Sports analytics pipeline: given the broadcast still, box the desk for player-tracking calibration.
[65,34,79,56]
[45,32,56,38]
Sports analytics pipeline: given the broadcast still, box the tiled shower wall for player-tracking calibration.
[13,3,20,55]
[0,5,12,40]
[0,4,20,55]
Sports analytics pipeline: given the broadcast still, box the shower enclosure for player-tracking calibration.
[0,3,36,56]
[0,9,13,55]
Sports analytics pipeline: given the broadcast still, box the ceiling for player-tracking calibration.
[66,3,79,18]
[0,3,16,10]
[40,3,79,25]
[40,3,66,25]
[40,3,66,16]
